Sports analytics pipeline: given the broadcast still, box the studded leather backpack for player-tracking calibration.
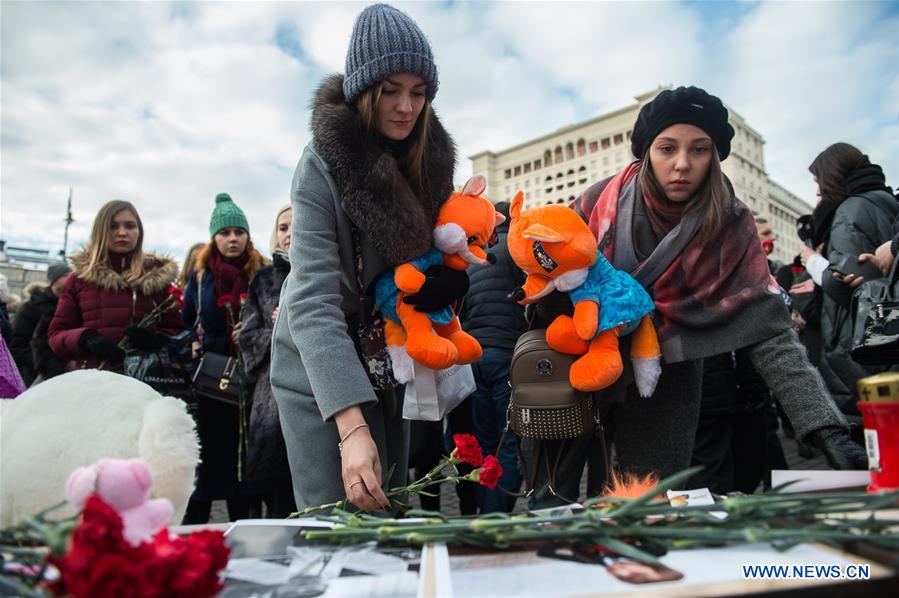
[509,329,596,440]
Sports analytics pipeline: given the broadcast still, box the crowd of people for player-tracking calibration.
[2,3,897,519]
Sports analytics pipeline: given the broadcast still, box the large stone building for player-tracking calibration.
[470,87,810,264]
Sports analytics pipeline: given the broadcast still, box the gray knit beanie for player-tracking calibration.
[343,3,438,103]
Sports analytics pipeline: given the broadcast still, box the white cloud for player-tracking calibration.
[715,0,898,202]
[1,1,896,261]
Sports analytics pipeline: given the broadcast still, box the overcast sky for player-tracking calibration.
[2,0,897,260]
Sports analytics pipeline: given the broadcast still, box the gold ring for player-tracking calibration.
[349,480,365,489]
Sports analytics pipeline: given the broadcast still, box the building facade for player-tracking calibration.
[470,87,809,264]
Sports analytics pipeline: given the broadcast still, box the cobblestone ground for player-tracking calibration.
[209,429,829,523]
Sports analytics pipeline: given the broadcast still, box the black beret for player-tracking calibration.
[631,86,735,161]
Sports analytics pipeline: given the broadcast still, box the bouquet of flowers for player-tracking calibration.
[0,459,229,598]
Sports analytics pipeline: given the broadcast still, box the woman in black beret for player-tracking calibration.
[525,87,866,508]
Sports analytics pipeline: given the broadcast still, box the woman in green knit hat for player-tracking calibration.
[181,192,267,524]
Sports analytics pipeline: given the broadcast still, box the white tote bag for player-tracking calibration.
[403,361,476,421]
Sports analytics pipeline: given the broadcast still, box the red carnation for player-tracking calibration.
[216,294,234,308]
[143,530,228,597]
[239,292,249,305]
[453,433,484,467]
[477,455,503,489]
[71,496,130,553]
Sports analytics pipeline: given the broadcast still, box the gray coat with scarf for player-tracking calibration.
[270,75,456,510]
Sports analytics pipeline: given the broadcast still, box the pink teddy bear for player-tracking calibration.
[65,457,174,547]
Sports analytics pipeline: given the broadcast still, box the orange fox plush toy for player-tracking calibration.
[375,175,505,383]
[507,192,661,396]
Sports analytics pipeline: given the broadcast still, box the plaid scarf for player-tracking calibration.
[576,162,791,363]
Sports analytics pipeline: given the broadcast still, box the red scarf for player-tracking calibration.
[206,248,249,322]
[579,162,791,362]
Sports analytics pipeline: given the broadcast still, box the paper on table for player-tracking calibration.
[226,558,292,585]
[449,543,869,597]
[320,572,419,597]
[771,469,871,493]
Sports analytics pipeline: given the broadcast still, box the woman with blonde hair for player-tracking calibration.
[48,200,181,370]
[178,242,206,291]
[181,192,266,524]
[271,4,464,512]
[238,204,295,517]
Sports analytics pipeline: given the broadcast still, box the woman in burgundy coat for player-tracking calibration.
[48,200,182,371]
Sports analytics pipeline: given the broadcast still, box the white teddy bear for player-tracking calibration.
[0,369,199,526]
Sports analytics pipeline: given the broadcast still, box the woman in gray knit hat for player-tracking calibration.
[271,4,462,512]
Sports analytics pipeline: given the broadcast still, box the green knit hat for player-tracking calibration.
[209,192,249,237]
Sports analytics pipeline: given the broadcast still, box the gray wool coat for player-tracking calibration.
[270,75,456,510]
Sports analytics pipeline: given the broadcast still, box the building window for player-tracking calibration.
[524,163,532,174]
[504,169,511,179]
[577,139,586,157]
[601,138,610,149]
[626,130,632,140]
[514,165,521,176]
[613,133,624,145]
[544,150,552,167]
[565,142,575,160]
[589,141,598,153]
[534,159,542,170]
[555,146,563,164]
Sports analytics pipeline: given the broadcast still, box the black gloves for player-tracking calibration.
[79,330,126,362]
[807,425,869,470]
[123,326,168,353]
[402,265,470,313]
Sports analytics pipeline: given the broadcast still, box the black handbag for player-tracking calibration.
[190,271,243,406]
[850,255,899,365]
[124,330,196,410]
[192,351,240,406]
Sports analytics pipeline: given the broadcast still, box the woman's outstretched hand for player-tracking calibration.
[340,429,391,512]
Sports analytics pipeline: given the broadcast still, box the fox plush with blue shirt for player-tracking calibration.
[507,191,661,396]
[375,175,505,383]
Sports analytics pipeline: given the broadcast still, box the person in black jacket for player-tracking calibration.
[801,145,898,401]
[10,263,71,385]
[460,201,528,512]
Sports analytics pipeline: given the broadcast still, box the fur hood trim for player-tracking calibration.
[69,251,178,295]
[310,74,456,266]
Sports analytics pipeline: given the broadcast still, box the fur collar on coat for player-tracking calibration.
[69,251,178,295]
[310,74,456,266]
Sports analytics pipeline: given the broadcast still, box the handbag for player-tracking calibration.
[190,271,243,406]
[403,361,476,421]
[850,255,899,365]
[509,329,596,439]
[124,330,196,410]
[351,226,400,390]
[192,351,240,406]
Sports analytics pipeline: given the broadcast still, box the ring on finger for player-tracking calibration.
[349,480,365,489]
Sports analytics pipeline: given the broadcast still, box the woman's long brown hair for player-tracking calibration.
[84,200,146,283]
[355,83,432,188]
